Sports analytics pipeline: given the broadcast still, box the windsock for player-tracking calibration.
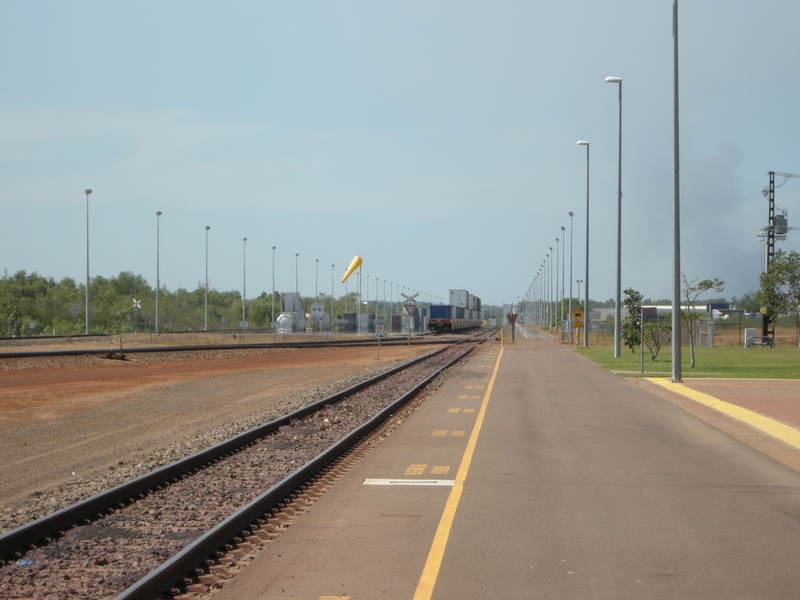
[341,255,362,283]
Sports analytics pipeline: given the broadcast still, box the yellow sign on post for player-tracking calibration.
[574,320,583,328]
[573,308,583,320]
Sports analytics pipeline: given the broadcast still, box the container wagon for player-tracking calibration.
[428,299,483,333]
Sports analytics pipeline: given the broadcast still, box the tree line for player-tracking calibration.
[0,270,412,337]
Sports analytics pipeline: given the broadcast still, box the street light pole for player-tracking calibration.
[84,189,92,335]
[605,75,623,359]
[242,238,248,322]
[205,226,210,331]
[568,212,574,337]
[577,141,590,347]
[560,226,565,333]
[156,211,162,334]
[295,253,299,295]
[331,264,335,331]
[272,246,276,324]
[315,259,319,299]
[672,0,683,383]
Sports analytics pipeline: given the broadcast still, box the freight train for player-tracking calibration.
[427,289,483,333]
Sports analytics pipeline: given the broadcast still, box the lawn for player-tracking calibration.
[574,345,800,379]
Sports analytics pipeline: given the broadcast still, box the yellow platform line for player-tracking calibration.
[412,347,504,600]
[647,378,800,450]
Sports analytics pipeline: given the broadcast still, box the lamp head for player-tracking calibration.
[156,211,162,216]
[205,225,210,231]
[605,76,622,84]
[561,226,565,232]
[576,140,589,146]
[569,211,574,217]
[85,189,92,195]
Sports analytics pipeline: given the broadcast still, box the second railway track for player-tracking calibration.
[0,328,497,599]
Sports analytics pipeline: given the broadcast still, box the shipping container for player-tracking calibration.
[449,289,469,307]
[430,304,453,319]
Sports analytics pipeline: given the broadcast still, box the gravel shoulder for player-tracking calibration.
[0,345,428,533]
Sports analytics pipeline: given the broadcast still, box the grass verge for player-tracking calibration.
[574,345,800,379]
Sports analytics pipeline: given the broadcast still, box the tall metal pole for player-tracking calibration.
[555,238,560,332]
[560,227,565,333]
[577,141,590,347]
[315,259,319,299]
[547,251,552,331]
[84,189,92,335]
[331,264,335,330]
[568,212,574,335]
[205,225,210,331]
[605,76,623,359]
[295,253,299,294]
[156,211,162,334]
[671,0,683,382]
[272,246,276,324]
[242,238,248,322]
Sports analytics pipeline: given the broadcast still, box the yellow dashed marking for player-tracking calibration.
[413,347,504,599]
[476,386,485,389]
[458,395,468,399]
[405,464,427,476]
[432,430,447,437]
[463,409,475,413]
[471,396,481,399]
[430,466,451,475]
[451,431,465,437]
[648,378,800,450]
[465,386,474,389]
[448,408,460,413]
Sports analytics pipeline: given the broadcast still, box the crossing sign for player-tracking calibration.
[404,303,417,316]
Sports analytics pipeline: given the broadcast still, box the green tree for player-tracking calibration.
[757,250,800,344]
[682,275,725,368]
[621,288,643,352]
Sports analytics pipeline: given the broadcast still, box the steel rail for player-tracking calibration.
[115,337,485,600]
[0,334,451,359]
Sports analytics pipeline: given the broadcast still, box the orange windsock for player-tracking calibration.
[341,255,363,283]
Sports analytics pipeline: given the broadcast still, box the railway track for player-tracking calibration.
[0,328,497,599]
[0,332,470,360]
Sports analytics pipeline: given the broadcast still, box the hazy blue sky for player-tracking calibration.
[2,1,800,306]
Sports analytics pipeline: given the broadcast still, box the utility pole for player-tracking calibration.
[761,171,798,338]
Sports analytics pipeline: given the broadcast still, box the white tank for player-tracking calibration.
[277,312,295,333]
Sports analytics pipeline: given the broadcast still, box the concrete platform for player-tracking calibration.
[216,332,800,599]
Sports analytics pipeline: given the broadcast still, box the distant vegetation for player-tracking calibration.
[0,270,380,336]
[0,270,506,337]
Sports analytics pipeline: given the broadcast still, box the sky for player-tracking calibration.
[2,1,800,307]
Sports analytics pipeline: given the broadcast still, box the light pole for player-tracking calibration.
[547,250,552,331]
[577,140,590,347]
[560,226,565,332]
[295,253,299,295]
[315,259,319,299]
[242,238,248,322]
[605,75,623,358]
[84,189,92,334]
[568,212,574,336]
[271,246,276,324]
[331,263,335,331]
[156,211,162,334]
[205,225,210,331]
[672,0,682,383]
[577,280,583,307]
